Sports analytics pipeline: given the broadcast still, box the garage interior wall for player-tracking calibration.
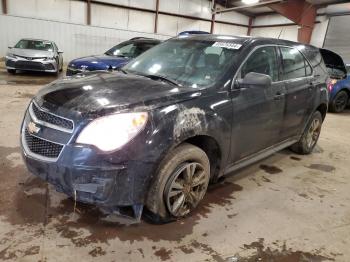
[323,15,350,63]
[0,0,249,61]
[250,14,298,42]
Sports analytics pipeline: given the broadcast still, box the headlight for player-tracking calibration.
[76,112,148,152]
[6,53,16,59]
[44,57,54,61]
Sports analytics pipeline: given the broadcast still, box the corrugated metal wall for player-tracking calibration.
[0,0,249,61]
[323,15,350,63]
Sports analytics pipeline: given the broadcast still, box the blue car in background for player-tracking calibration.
[320,49,349,113]
[328,65,350,113]
[66,37,161,76]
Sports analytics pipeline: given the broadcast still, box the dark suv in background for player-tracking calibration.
[21,35,329,224]
[66,37,161,76]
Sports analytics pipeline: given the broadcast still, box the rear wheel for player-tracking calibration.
[145,143,210,223]
[7,69,16,74]
[329,90,348,113]
[290,111,323,155]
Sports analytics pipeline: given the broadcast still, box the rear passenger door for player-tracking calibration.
[279,46,314,139]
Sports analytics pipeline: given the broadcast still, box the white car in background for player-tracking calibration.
[5,38,63,75]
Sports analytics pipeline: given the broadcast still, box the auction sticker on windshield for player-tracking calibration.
[212,42,242,50]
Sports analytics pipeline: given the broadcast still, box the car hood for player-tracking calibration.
[9,48,54,58]
[69,55,130,70]
[35,72,201,117]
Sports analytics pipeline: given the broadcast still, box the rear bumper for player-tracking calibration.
[6,58,57,72]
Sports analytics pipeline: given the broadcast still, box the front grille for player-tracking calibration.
[24,129,63,158]
[32,102,73,131]
[15,61,44,70]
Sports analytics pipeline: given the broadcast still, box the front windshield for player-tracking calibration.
[15,39,53,51]
[123,39,241,88]
[105,41,158,58]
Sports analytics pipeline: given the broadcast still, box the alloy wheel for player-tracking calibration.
[164,162,209,217]
[306,118,321,149]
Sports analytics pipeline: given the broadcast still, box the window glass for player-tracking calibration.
[241,46,279,82]
[280,47,307,80]
[105,41,159,58]
[123,39,241,88]
[15,40,53,51]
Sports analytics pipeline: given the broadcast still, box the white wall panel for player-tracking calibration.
[69,1,87,25]
[158,14,213,35]
[158,14,178,35]
[310,16,329,48]
[253,14,293,26]
[93,0,129,6]
[7,0,37,18]
[216,11,250,25]
[159,0,180,14]
[0,15,169,61]
[128,10,155,33]
[214,23,247,36]
[91,4,128,30]
[159,0,218,21]
[250,26,298,42]
[130,0,155,9]
[179,0,203,18]
[8,0,86,24]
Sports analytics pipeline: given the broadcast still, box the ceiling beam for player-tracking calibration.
[269,0,316,44]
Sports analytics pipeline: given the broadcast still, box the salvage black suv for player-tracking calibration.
[21,35,329,223]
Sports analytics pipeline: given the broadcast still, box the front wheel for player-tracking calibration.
[7,69,16,74]
[146,143,210,223]
[329,90,348,113]
[290,111,323,155]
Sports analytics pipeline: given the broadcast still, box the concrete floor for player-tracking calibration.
[0,64,350,262]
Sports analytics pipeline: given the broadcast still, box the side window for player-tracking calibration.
[280,47,311,80]
[241,46,279,82]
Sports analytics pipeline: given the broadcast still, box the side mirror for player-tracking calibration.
[58,50,63,54]
[238,72,272,88]
[8,46,12,49]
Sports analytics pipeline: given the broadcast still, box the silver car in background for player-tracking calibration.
[5,38,63,75]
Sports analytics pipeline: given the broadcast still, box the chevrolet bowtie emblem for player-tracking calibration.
[27,121,40,134]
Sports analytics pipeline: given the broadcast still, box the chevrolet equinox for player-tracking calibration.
[21,35,329,224]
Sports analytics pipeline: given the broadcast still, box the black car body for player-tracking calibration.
[21,35,329,223]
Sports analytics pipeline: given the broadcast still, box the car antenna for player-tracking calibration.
[277,28,284,39]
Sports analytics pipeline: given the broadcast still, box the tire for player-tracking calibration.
[55,59,60,76]
[329,90,348,113]
[145,143,210,223]
[290,111,323,155]
[7,69,16,74]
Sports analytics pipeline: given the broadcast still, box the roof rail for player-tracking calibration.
[129,37,155,41]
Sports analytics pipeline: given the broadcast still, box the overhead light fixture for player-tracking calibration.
[242,0,259,4]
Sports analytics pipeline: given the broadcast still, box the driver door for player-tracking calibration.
[229,45,286,163]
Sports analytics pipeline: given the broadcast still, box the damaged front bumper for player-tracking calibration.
[20,102,161,224]
[22,147,156,224]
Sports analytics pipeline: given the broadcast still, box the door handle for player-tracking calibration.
[274,92,285,100]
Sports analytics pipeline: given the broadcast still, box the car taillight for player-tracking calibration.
[327,79,338,92]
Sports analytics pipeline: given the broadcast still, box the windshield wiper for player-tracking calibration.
[144,74,179,86]
[117,68,128,74]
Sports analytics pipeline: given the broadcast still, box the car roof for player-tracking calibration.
[129,37,161,43]
[173,34,316,49]
[20,38,54,43]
